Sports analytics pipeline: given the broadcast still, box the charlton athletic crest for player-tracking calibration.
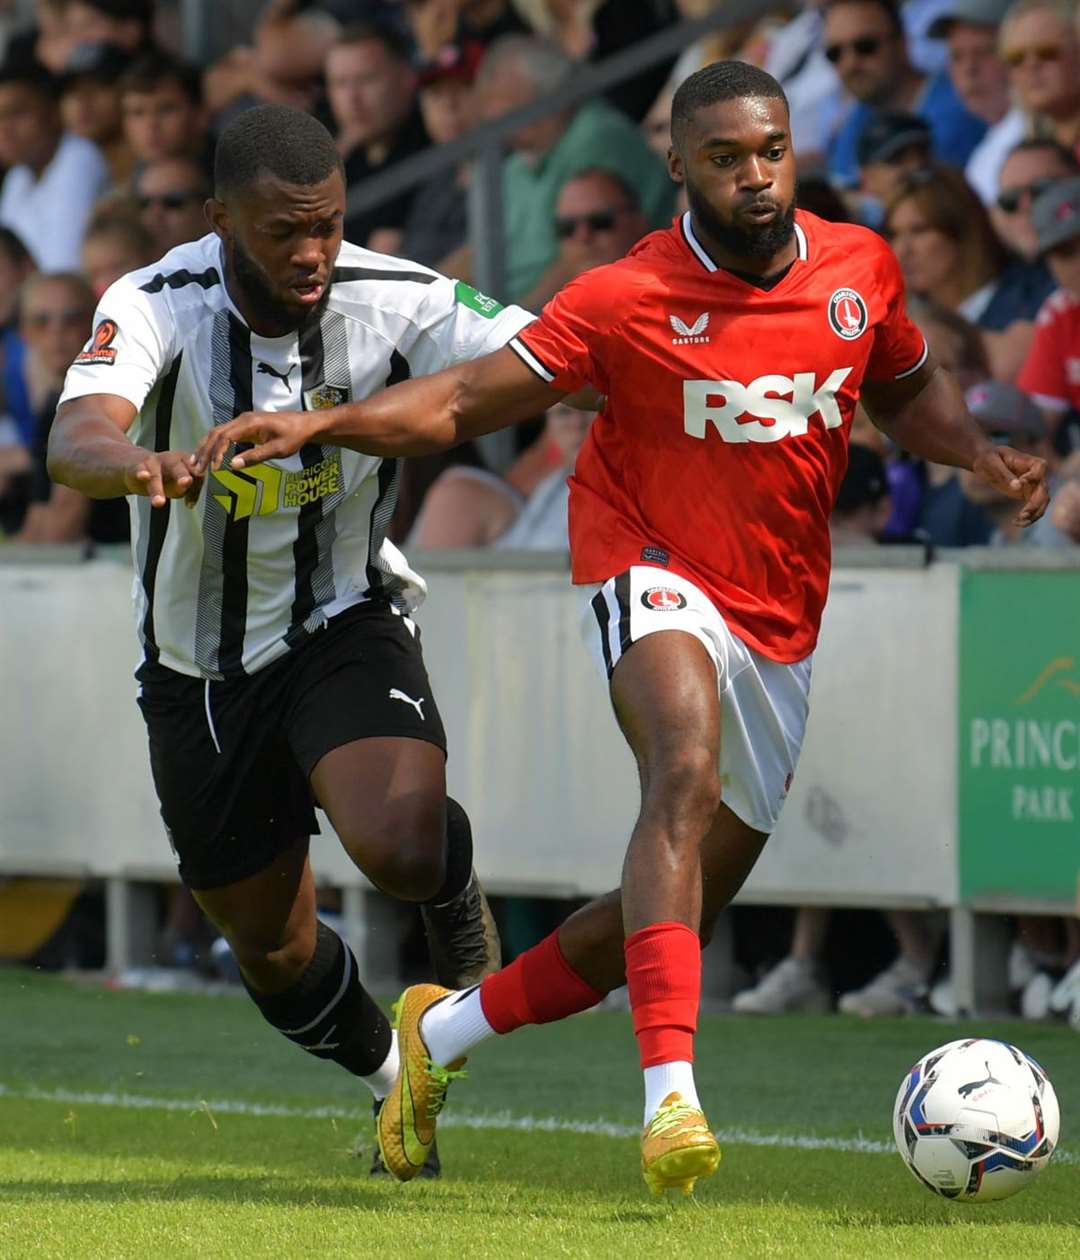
[641,586,687,611]
[828,288,868,340]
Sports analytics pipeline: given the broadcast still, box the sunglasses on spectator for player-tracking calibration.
[996,178,1061,213]
[1002,46,1063,67]
[554,208,627,238]
[824,36,884,64]
[27,308,90,328]
[137,190,204,211]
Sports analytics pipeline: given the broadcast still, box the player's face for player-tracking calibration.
[669,95,796,261]
[209,171,345,336]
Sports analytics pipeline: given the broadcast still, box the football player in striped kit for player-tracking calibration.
[47,103,536,1176]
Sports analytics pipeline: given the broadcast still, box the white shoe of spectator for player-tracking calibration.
[837,955,929,1017]
[1049,959,1080,1030]
[731,956,829,1015]
[928,974,957,1018]
[1020,971,1054,1021]
[1008,941,1039,992]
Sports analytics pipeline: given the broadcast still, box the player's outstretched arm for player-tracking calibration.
[192,346,566,473]
[48,395,201,509]
[861,361,1050,528]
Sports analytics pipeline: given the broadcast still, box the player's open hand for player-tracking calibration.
[123,450,202,509]
[971,445,1050,527]
[192,410,318,475]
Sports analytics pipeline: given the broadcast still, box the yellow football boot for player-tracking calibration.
[376,984,466,1182]
[640,1092,721,1196]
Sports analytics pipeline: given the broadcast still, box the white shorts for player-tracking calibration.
[582,567,813,834]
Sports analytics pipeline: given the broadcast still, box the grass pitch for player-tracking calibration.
[1,969,1077,1259]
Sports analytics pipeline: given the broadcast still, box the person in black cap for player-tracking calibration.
[58,43,134,185]
[855,110,931,209]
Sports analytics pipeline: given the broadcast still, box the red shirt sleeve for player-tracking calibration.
[864,240,928,382]
[1016,297,1070,405]
[510,266,631,395]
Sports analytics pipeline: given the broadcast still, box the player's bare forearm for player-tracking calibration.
[315,348,565,457]
[49,395,200,509]
[47,404,146,499]
[861,362,990,470]
[861,361,1050,526]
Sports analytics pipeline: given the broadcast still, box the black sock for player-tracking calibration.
[243,921,390,1078]
[426,796,474,907]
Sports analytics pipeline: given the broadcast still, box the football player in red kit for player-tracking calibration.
[194,62,1049,1195]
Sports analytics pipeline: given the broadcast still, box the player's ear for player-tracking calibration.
[668,146,685,185]
[206,198,230,241]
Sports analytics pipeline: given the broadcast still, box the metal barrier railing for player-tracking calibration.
[339,3,774,300]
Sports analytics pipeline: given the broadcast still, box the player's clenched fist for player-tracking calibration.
[123,450,202,509]
[970,445,1050,527]
[192,410,319,475]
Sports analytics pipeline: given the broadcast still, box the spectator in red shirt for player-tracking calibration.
[1017,175,1080,432]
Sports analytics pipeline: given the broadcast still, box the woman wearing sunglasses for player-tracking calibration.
[884,161,1055,377]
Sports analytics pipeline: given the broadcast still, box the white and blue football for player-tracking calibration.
[893,1038,1060,1202]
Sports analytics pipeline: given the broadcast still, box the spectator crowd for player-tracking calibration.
[0,0,1078,1023]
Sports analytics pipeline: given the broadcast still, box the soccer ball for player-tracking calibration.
[893,1038,1059,1202]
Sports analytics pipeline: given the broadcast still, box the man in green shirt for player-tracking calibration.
[476,35,676,303]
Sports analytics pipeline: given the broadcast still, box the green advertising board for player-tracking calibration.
[959,570,1080,902]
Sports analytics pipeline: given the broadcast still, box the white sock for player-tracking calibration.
[361,1028,400,1100]
[420,985,495,1065]
[643,1060,699,1127]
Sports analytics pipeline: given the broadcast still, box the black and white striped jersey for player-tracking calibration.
[59,235,535,680]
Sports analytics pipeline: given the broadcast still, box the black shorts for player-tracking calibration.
[136,603,446,890]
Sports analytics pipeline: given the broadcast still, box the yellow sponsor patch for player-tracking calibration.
[211,450,343,520]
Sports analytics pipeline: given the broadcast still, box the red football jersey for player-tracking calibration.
[1016,288,1080,415]
[509,210,926,662]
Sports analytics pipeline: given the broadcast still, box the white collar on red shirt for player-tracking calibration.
[680,209,808,273]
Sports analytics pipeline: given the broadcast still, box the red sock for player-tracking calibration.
[479,929,605,1034]
[624,922,700,1068]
